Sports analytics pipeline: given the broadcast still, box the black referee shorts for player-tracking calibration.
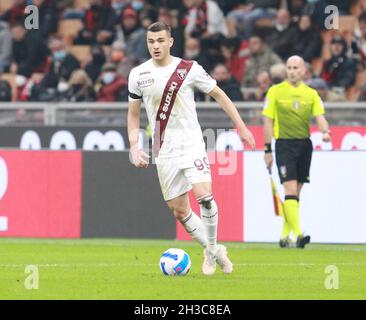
[275,138,313,184]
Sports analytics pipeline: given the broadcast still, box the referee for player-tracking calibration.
[262,56,331,248]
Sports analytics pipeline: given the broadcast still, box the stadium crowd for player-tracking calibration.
[0,0,366,103]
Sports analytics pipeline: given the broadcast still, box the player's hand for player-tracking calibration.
[238,126,256,150]
[130,147,150,168]
[322,132,331,143]
[264,153,273,171]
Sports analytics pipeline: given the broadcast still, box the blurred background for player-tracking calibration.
[0,0,365,243]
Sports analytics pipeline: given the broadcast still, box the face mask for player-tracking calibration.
[112,2,125,11]
[131,0,143,11]
[15,75,27,87]
[57,81,69,92]
[53,50,66,61]
[275,24,286,32]
[103,72,116,84]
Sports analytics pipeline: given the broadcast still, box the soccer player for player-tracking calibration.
[262,55,331,248]
[128,22,255,275]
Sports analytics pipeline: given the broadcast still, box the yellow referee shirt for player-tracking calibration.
[262,81,325,139]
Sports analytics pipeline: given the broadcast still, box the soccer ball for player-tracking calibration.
[159,248,191,276]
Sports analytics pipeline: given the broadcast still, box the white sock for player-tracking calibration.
[199,195,218,253]
[180,210,208,248]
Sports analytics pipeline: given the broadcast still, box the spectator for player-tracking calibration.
[302,0,328,31]
[353,11,366,69]
[40,35,80,90]
[159,8,185,58]
[255,71,271,101]
[59,69,96,102]
[308,77,329,101]
[286,0,306,19]
[226,0,280,39]
[210,63,243,101]
[328,0,357,15]
[293,15,322,62]
[32,0,59,39]
[109,41,136,80]
[183,37,211,70]
[14,64,33,101]
[111,0,129,17]
[96,63,128,101]
[243,35,282,87]
[198,33,226,72]
[303,61,314,83]
[269,63,287,84]
[221,36,250,83]
[243,70,271,101]
[85,44,106,83]
[114,7,149,63]
[56,0,74,12]
[0,78,12,101]
[0,0,27,27]
[10,23,49,74]
[265,9,297,60]
[74,0,116,45]
[0,21,12,73]
[321,35,356,89]
[183,0,228,38]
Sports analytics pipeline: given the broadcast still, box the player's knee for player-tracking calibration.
[173,208,190,221]
[197,194,214,209]
[167,203,189,221]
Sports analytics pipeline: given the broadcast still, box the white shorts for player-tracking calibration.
[156,149,212,201]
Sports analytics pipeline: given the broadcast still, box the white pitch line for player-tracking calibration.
[1,262,366,269]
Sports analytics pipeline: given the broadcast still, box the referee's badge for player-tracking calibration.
[280,166,287,178]
[293,100,299,110]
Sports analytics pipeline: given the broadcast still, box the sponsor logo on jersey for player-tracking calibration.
[293,100,299,110]
[137,77,154,88]
[177,69,187,80]
[159,81,178,120]
[139,71,151,76]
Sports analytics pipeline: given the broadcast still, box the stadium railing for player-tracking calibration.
[0,102,365,127]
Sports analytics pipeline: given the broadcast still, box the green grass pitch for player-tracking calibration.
[0,238,365,300]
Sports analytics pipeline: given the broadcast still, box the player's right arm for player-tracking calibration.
[128,100,150,168]
[128,69,150,168]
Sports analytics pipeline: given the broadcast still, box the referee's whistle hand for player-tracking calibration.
[322,132,331,143]
[264,153,273,170]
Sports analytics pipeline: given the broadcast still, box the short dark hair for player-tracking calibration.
[147,21,171,34]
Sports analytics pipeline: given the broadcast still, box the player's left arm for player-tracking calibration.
[208,85,255,150]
